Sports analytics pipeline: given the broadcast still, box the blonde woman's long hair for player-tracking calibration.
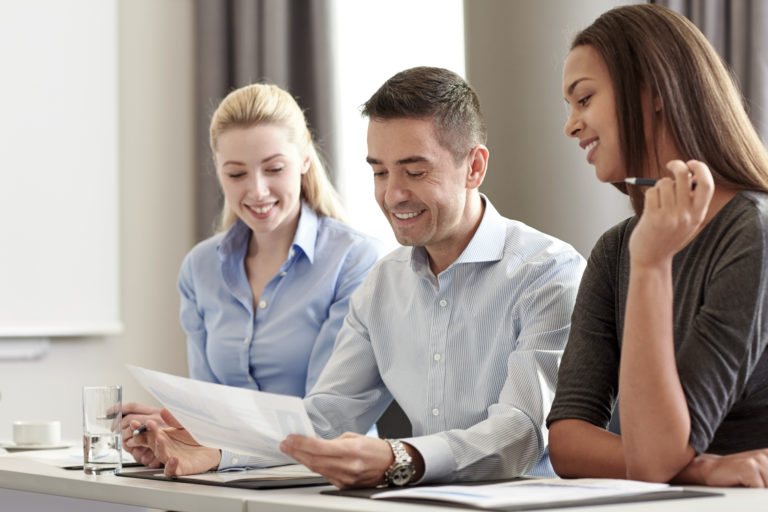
[210,83,346,231]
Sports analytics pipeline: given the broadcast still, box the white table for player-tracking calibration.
[1,453,766,512]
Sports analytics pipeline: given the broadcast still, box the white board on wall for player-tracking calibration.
[0,0,121,337]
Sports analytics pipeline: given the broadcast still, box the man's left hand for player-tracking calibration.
[280,432,396,489]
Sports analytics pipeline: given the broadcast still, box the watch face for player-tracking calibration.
[390,463,415,486]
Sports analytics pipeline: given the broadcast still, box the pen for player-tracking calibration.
[132,424,147,436]
[622,177,697,189]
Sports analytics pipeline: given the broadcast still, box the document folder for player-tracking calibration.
[117,465,328,490]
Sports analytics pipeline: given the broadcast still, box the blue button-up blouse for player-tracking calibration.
[178,203,383,397]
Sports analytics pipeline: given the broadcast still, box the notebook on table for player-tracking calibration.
[323,477,721,511]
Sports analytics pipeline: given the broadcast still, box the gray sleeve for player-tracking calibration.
[675,210,768,453]
[547,230,621,429]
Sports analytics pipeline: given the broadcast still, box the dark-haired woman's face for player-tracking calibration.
[563,45,623,183]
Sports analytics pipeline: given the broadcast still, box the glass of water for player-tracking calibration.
[82,385,122,474]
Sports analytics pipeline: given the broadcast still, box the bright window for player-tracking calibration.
[330,0,466,249]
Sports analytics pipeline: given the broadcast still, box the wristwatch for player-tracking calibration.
[383,439,415,486]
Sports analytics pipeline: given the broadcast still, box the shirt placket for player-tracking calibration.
[247,247,297,385]
[426,270,452,432]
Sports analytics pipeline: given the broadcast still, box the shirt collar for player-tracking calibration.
[292,202,318,263]
[218,217,251,261]
[410,194,506,275]
[217,202,318,263]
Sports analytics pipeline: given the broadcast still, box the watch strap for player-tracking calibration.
[383,438,415,487]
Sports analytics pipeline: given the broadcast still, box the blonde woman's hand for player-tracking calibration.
[130,408,221,476]
[121,402,165,468]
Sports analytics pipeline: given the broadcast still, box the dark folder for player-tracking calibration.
[117,467,328,490]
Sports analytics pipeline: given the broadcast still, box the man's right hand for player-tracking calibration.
[121,402,165,467]
[131,408,221,477]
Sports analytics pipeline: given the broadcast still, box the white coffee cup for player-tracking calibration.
[12,420,62,446]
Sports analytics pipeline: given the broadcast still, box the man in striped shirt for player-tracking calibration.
[139,67,586,488]
[277,67,586,487]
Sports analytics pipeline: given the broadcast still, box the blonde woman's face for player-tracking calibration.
[216,124,309,237]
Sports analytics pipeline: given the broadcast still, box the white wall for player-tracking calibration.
[0,0,194,442]
[0,0,120,338]
[465,0,639,257]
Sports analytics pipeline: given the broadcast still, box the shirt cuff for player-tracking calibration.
[402,434,455,483]
[218,449,247,470]
[217,449,293,471]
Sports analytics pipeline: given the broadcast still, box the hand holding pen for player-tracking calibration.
[121,402,166,468]
[628,159,715,267]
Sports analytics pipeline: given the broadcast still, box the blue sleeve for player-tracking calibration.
[178,251,219,383]
[304,238,383,394]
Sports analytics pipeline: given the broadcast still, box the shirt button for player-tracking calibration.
[433,353,441,361]
[289,249,295,258]
[231,457,239,465]
[247,375,253,383]
[280,271,287,277]
[432,408,440,416]
[439,299,447,307]
[259,300,267,309]
[243,337,249,345]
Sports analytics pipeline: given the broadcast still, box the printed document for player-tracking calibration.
[127,365,315,461]
[373,478,681,509]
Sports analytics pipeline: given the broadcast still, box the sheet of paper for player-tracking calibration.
[0,444,137,468]
[373,478,680,509]
[127,365,315,460]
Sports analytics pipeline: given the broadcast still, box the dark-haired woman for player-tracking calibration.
[548,4,768,487]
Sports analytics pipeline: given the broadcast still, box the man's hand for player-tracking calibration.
[130,408,221,477]
[280,432,424,489]
[678,450,768,487]
[121,402,166,467]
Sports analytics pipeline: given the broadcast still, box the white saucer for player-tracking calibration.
[0,442,70,452]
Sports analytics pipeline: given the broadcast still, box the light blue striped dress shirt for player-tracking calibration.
[219,198,585,481]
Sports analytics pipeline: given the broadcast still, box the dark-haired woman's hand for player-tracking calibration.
[629,159,715,268]
[678,450,768,487]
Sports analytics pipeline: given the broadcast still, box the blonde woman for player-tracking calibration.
[122,84,382,467]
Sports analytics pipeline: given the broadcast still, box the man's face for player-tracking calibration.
[366,117,472,254]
